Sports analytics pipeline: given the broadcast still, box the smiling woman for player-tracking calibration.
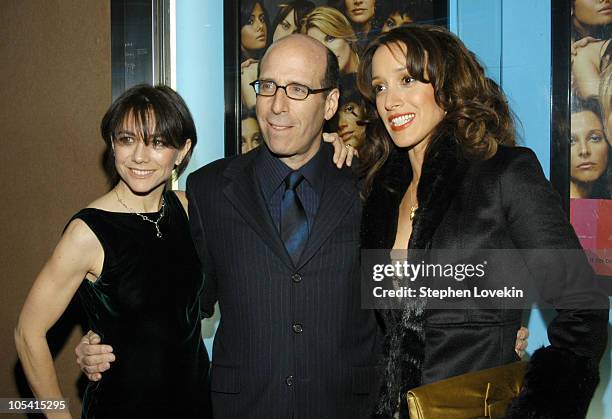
[14,84,212,419]
[356,26,608,418]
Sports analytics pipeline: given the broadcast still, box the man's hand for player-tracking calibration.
[514,326,529,359]
[75,330,115,381]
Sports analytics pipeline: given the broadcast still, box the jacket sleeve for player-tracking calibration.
[186,173,218,319]
[499,148,609,419]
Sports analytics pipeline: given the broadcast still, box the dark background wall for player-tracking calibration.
[0,1,111,416]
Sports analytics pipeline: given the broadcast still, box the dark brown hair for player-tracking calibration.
[240,0,271,60]
[271,1,315,36]
[101,84,197,184]
[356,25,516,196]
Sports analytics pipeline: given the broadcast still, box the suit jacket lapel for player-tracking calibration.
[222,148,294,268]
[296,156,358,269]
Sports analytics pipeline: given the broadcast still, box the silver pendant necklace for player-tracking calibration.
[114,189,166,238]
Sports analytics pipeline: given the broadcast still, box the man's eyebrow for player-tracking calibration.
[259,77,312,86]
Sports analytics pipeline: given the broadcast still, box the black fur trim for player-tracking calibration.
[363,135,468,417]
[505,346,600,419]
[410,134,466,250]
[360,148,412,250]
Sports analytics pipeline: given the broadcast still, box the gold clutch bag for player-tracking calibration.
[406,361,528,419]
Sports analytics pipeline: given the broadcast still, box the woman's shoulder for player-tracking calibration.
[62,216,102,254]
[65,191,123,237]
[487,145,541,171]
[587,38,609,57]
[468,146,546,192]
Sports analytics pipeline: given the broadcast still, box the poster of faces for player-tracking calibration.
[570,0,612,276]
[238,0,446,154]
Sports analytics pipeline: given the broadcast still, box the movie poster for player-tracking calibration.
[570,1,612,276]
[237,0,447,154]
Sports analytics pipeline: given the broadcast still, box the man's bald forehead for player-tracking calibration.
[260,34,328,70]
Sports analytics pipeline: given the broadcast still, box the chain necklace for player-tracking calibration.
[114,189,166,238]
[407,182,418,221]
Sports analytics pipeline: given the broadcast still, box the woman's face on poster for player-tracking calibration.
[241,2,267,52]
[574,0,612,27]
[381,12,413,33]
[337,101,366,148]
[571,109,610,184]
[344,0,376,25]
[273,9,297,41]
[241,117,262,153]
[306,27,353,73]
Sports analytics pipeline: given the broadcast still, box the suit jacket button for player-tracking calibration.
[292,323,303,334]
[286,375,294,386]
[291,273,302,283]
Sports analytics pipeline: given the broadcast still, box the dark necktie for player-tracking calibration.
[280,171,308,264]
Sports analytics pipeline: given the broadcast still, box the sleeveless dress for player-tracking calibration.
[70,191,211,418]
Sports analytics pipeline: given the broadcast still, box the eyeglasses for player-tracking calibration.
[249,80,333,101]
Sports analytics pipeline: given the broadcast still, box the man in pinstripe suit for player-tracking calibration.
[184,34,382,418]
[73,34,382,418]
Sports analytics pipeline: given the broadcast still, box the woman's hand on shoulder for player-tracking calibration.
[571,36,599,63]
[240,58,258,72]
[323,132,359,169]
[572,39,606,98]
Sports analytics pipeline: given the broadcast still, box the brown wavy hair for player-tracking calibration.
[356,25,516,197]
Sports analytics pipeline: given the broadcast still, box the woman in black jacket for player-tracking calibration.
[356,25,609,418]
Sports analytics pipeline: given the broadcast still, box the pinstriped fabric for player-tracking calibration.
[186,144,382,419]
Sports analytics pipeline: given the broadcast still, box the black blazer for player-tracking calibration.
[361,137,609,418]
[186,144,382,419]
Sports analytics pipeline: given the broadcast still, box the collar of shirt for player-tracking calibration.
[256,141,326,202]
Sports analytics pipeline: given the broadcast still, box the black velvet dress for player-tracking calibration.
[70,191,211,418]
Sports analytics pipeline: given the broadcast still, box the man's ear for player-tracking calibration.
[324,88,340,121]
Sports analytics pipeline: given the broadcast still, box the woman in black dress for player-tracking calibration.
[15,85,212,418]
